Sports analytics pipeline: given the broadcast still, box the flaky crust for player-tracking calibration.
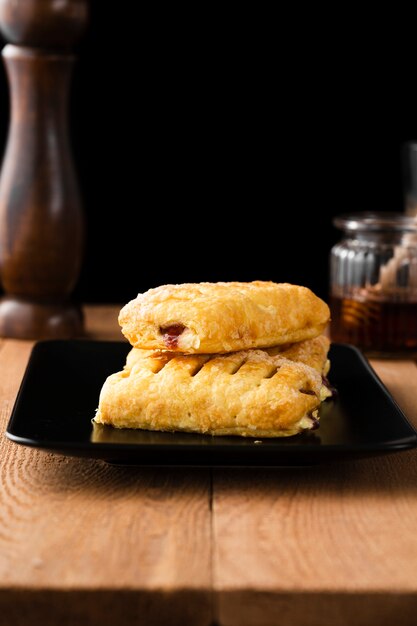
[268,335,330,373]
[94,336,330,437]
[118,281,330,354]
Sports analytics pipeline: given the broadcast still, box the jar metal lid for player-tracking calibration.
[333,212,417,233]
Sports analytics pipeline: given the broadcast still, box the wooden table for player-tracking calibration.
[1,306,417,626]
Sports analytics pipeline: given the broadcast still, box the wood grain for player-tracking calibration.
[2,308,417,625]
[84,304,122,341]
[213,360,417,626]
[0,313,212,626]
[371,359,417,429]
[0,589,211,626]
[0,0,87,339]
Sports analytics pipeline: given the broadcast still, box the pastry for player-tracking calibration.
[118,281,330,354]
[267,335,332,401]
[94,336,331,437]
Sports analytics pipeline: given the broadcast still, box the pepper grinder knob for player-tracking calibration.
[0,0,88,339]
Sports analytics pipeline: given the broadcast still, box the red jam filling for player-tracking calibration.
[300,389,316,396]
[309,414,320,430]
[160,324,186,349]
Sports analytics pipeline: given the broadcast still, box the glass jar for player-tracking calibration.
[330,212,417,356]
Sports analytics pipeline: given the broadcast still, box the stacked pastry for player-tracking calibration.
[95,281,332,437]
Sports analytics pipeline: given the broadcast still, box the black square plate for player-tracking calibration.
[5,340,417,466]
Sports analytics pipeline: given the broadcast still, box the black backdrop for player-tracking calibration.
[0,5,415,305]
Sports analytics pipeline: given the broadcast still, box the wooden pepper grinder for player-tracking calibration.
[0,0,88,339]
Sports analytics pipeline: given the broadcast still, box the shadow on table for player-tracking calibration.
[30,445,417,498]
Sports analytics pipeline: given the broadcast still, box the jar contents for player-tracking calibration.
[330,213,417,355]
[330,292,417,352]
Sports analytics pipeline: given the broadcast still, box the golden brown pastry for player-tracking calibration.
[268,335,332,401]
[119,281,330,354]
[94,336,331,437]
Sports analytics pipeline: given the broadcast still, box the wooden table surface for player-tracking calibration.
[1,305,417,626]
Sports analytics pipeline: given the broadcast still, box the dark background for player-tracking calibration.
[0,6,415,304]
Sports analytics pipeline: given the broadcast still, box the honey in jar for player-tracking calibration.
[330,213,417,356]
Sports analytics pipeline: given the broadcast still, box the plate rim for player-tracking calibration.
[5,339,417,464]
